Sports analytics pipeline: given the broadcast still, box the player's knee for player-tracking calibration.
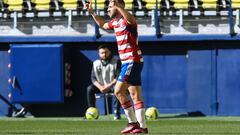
[114,89,125,99]
[132,96,142,103]
[114,90,120,98]
[130,93,141,103]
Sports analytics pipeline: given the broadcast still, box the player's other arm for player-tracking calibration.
[114,1,136,25]
[85,1,110,29]
[91,15,110,30]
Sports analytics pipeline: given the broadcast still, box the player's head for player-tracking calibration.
[107,0,125,18]
[98,45,111,61]
[116,0,125,7]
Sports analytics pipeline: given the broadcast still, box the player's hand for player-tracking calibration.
[85,0,94,15]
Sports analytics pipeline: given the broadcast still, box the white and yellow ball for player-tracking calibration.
[145,107,159,120]
[85,107,99,120]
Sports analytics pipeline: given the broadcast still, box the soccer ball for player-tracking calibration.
[145,107,159,120]
[85,107,99,120]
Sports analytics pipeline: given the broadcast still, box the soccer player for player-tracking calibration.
[85,0,148,134]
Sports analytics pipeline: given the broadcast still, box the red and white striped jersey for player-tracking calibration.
[108,17,144,64]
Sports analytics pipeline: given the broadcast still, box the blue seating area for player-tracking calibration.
[0,0,235,15]
[0,0,238,39]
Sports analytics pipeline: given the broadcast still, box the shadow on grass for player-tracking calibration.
[159,111,206,119]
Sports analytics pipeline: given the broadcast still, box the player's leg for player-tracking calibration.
[126,62,147,133]
[116,62,142,133]
[116,62,138,123]
[114,81,139,134]
[114,81,129,105]
[128,85,148,134]
[114,81,137,123]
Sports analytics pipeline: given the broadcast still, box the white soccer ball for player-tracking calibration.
[145,107,159,120]
[85,107,99,120]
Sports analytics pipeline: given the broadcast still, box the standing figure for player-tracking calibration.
[86,0,148,133]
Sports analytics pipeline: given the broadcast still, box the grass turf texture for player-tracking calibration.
[0,116,240,135]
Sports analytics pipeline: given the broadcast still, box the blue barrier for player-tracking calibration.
[10,44,64,103]
[0,43,240,116]
[187,50,217,115]
[217,50,240,116]
[0,51,11,116]
[142,55,187,113]
[1,34,240,43]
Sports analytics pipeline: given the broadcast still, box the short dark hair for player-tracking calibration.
[110,0,125,7]
[117,0,125,6]
[98,45,110,50]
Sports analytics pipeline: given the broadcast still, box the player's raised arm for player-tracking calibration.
[112,0,136,25]
[85,1,110,29]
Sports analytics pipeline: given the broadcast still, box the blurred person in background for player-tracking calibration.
[86,45,121,120]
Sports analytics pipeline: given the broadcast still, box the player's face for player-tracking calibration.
[107,1,117,18]
[99,48,111,60]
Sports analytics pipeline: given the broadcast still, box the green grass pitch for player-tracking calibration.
[0,116,240,135]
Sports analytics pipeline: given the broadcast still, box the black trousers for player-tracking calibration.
[87,84,121,115]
